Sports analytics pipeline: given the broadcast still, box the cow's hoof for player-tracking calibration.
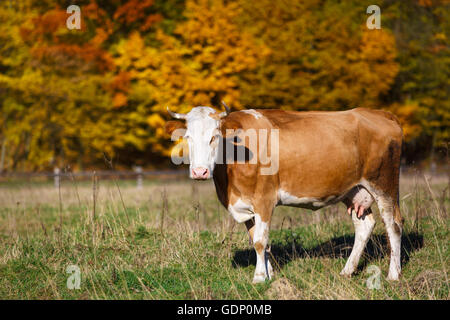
[386,273,400,281]
[252,273,268,284]
[339,269,353,278]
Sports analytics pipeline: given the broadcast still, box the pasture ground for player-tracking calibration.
[0,173,448,299]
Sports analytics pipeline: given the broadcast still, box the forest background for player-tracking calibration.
[0,0,448,172]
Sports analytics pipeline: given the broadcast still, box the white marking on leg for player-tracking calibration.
[379,203,402,280]
[340,210,376,276]
[361,181,402,281]
[252,214,273,283]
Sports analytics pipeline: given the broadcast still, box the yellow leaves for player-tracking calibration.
[360,29,397,62]
[115,32,144,68]
[434,33,447,41]
[147,113,165,128]
[111,0,267,157]
[147,113,170,153]
[4,0,446,169]
[355,34,399,104]
[115,31,163,73]
[389,102,422,141]
[235,0,400,110]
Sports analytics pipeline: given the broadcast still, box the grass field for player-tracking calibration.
[0,172,448,300]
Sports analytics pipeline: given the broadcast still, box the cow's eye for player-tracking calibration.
[210,136,216,144]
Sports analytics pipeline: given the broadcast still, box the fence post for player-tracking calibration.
[0,138,5,173]
[134,166,143,189]
[54,167,60,189]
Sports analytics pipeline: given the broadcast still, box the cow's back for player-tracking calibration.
[216,108,402,206]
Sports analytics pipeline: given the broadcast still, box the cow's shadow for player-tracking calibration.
[232,232,423,273]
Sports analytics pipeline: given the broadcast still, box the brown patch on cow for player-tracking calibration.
[219,118,242,135]
[360,110,402,203]
[164,120,185,135]
[254,241,264,253]
[393,204,404,229]
[209,112,222,120]
[393,219,402,234]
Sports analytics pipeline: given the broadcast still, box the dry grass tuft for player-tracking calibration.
[267,277,303,300]
[412,270,447,296]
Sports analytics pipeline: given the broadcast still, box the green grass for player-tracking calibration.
[0,174,448,299]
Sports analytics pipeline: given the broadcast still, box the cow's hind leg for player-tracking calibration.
[340,208,376,277]
[252,211,274,283]
[363,138,403,280]
[374,194,402,280]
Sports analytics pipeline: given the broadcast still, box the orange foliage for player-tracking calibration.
[110,71,131,93]
[113,92,128,108]
[1,0,447,170]
[114,0,162,31]
[418,0,433,7]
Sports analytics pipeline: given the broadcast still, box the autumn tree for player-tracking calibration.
[382,0,449,163]
[0,0,447,171]
[113,0,268,156]
[236,0,399,112]
[0,0,172,170]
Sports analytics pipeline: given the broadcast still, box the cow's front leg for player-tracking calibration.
[252,214,273,283]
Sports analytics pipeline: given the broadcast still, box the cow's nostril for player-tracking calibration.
[192,167,209,179]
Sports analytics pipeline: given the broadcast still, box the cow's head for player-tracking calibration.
[165,103,231,180]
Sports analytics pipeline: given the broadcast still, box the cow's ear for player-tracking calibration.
[220,118,242,136]
[165,120,186,135]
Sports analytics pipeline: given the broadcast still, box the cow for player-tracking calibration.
[165,103,403,284]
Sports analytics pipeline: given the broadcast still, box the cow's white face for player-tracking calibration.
[183,107,222,180]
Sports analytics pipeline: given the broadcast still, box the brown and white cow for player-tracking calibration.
[165,104,403,283]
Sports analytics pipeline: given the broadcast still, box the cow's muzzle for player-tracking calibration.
[192,167,210,180]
